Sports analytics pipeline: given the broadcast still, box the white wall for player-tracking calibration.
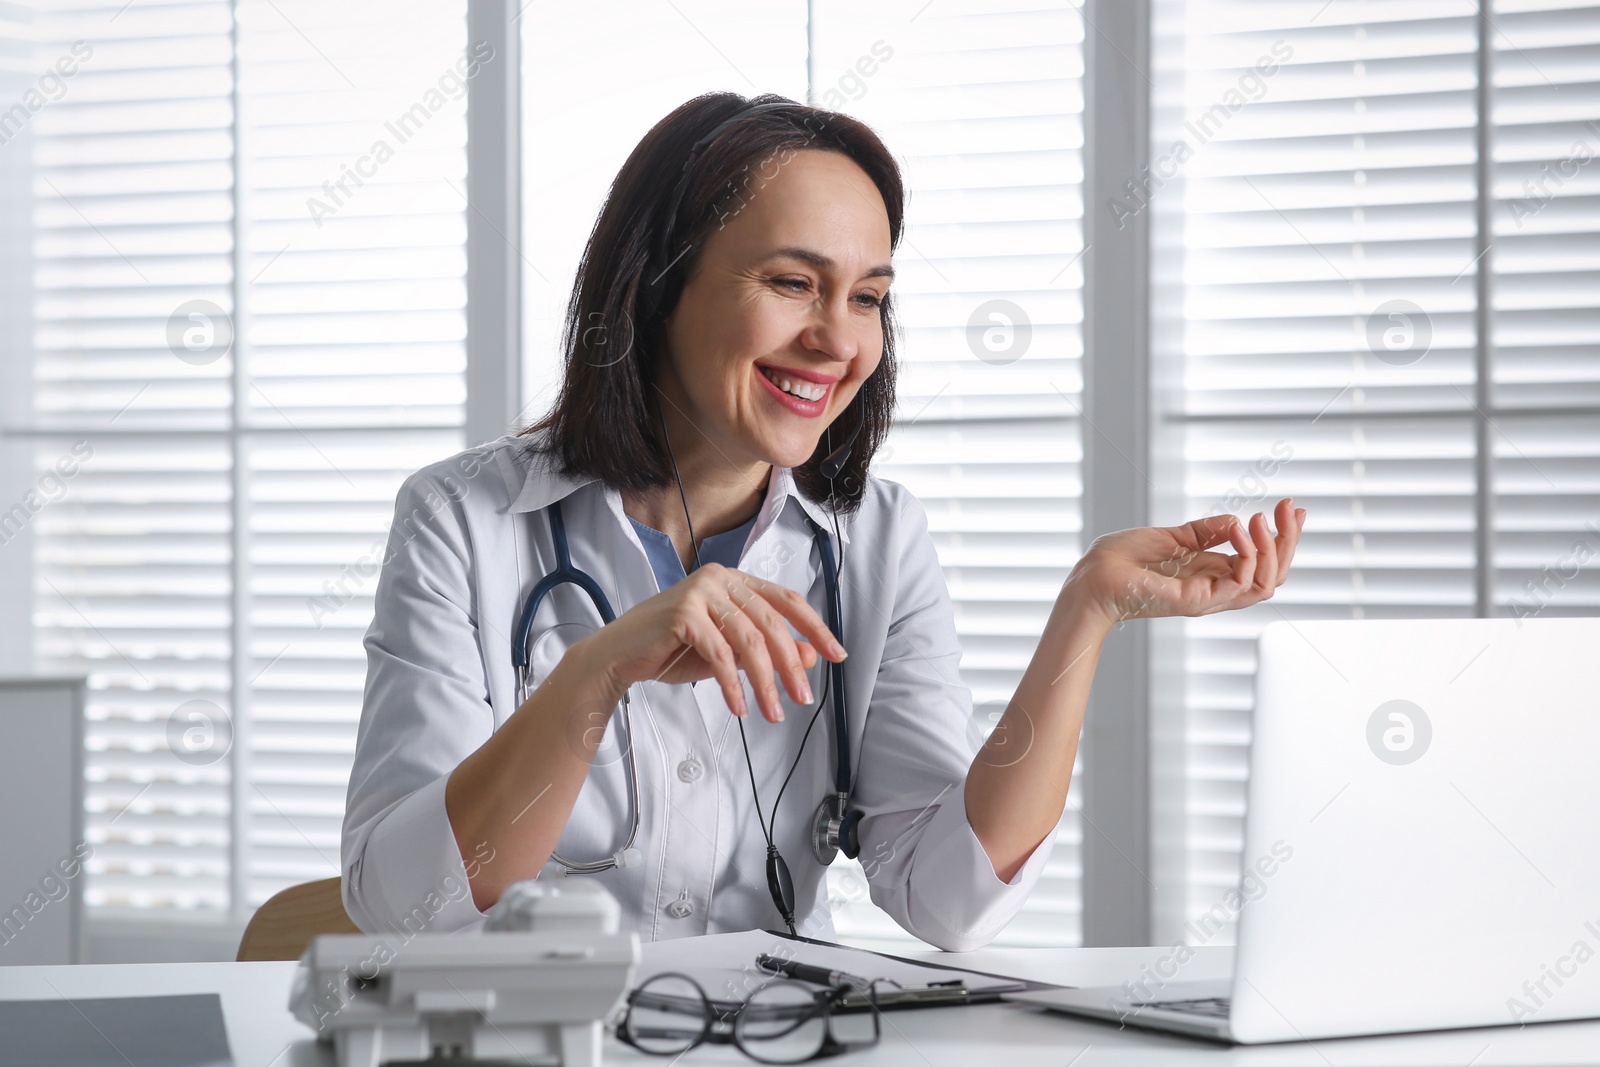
[0,2,36,677]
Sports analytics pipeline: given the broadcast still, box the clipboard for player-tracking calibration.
[766,929,1066,1012]
[635,928,1066,1016]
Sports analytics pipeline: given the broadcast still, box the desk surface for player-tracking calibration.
[3,943,1597,1066]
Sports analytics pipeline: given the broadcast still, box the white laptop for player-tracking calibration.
[1009,617,1600,1043]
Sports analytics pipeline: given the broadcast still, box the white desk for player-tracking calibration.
[3,945,1597,1065]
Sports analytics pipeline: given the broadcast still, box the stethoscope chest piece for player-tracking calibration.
[810,792,863,865]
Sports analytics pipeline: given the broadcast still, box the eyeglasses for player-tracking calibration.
[614,971,896,1064]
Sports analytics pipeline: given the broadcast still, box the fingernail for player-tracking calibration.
[774,705,785,722]
[831,641,847,659]
[736,695,748,717]
[800,680,814,704]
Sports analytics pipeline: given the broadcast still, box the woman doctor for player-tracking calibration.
[340,93,1305,950]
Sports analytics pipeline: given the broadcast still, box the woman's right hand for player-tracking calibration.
[573,563,847,723]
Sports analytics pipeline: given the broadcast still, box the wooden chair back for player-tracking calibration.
[236,877,361,962]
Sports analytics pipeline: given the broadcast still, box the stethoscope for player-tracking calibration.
[511,492,862,883]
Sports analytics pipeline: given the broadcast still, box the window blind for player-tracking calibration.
[522,0,1085,949]
[233,0,468,912]
[810,0,1086,949]
[32,0,242,916]
[1156,0,1600,943]
[29,0,468,917]
[1490,1,1600,616]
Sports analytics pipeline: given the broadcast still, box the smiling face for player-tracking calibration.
[657,148,894,473]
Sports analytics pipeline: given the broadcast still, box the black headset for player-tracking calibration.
[643,98,869,934]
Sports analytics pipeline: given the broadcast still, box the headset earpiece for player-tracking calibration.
[639,99,798,324]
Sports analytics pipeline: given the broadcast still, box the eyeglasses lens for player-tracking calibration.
[735,980,829,1063]
[626,974,709,1055]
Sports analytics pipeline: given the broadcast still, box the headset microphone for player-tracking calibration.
[819,403,865,482]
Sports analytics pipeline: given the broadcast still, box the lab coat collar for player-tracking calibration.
[505,436,848,547]
[505,438,599,515]
[760,464,851,547]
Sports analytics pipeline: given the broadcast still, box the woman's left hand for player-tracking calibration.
[1067,496,1306,627]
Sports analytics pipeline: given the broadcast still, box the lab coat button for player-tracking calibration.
[666,896,694,918]
[676,757,704,783]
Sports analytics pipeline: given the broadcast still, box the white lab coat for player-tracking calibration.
[341,433,1055,950]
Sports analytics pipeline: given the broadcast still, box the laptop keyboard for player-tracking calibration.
[1136,996,1231,1019]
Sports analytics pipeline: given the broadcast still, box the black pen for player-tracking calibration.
[756,952,869,990]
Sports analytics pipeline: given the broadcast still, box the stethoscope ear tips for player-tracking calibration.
[616,847,643,869]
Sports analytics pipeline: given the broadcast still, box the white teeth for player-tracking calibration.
[764,368,827,402]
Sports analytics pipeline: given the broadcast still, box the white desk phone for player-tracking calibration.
[289,878,639,1067]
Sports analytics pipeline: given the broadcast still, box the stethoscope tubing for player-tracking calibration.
[802,514,850,799]
[512,499,849,874]
[515,500,641,875]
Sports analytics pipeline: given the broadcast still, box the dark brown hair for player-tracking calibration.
[521,92,904,510]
